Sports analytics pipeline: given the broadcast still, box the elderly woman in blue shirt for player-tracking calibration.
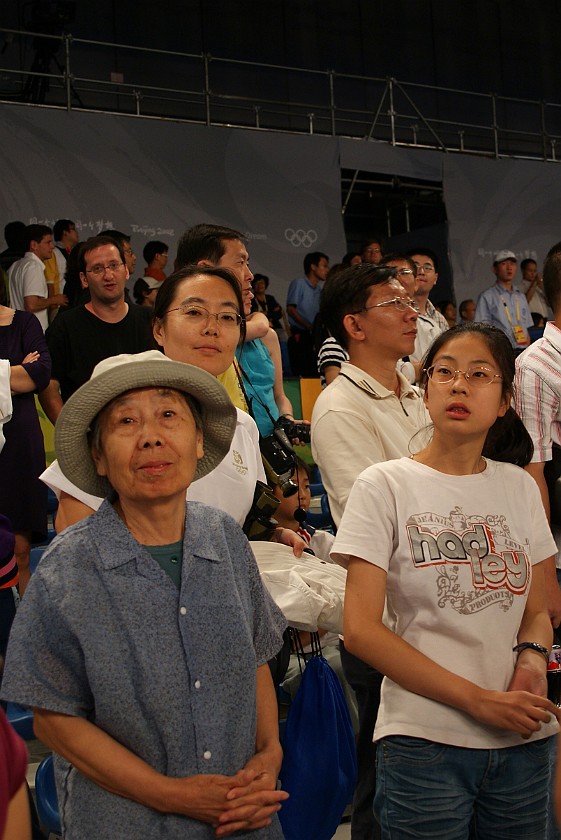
[1,351,287,839]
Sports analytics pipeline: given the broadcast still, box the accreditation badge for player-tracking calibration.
[512,325,529,346]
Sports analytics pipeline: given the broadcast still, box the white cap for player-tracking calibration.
[493,250,517,264]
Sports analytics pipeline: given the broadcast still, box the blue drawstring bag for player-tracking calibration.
[279,639,357,840]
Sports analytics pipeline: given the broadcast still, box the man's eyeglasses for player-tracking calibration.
[414,263,435,274]
[166,304,243,329]
[424,364,503,386]
[86,261,125,277]
[356,297,419,314]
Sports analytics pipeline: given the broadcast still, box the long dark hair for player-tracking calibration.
[152,265,247,347]
[420,322,533,467]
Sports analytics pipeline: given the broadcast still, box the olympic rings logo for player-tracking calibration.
[284,228,318,248]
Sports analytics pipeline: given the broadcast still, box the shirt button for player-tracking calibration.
[203,750,212,760]
[179,607,187,615]
[194,680,201,689]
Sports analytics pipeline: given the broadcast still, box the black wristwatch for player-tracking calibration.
[512,642,549,665]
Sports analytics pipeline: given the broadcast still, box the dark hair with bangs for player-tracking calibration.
[152,265,246,347]
[420,322,533,467]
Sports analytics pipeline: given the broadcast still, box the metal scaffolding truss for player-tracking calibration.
[1,25,560,165]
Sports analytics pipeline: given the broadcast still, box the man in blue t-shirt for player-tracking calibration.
[286,251,329,376]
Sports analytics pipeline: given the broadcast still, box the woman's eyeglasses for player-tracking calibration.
[166,304,242,328]
[424,364,503,386]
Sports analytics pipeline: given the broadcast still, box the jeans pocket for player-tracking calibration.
[382,735,447,767]
[519,736,550,766]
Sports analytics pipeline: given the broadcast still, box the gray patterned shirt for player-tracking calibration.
[2,500,286,839]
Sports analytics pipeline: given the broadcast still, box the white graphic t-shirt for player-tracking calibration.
[332,456,559,749]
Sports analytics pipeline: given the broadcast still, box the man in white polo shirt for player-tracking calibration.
[312,263,428,840]
[8,224,67,331]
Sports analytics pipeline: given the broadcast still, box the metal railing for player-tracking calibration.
[1,27,561,161]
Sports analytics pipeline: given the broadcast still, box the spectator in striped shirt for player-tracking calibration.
[514,245,561,628]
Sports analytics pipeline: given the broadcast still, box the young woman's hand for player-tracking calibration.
[507,656,548,698]
[472,687,559,738]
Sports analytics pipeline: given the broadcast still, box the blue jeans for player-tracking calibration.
[375,735,550,839]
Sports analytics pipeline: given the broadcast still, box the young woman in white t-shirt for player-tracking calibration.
[333,322,560,839]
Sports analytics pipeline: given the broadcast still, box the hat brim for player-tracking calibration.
[55,359,237,498]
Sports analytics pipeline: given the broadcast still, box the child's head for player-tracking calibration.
[420,323,533,467]
[270,458,312,530]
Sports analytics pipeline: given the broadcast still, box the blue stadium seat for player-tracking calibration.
[6,702,34,740]
[35,755,61,837]
[29,546,46,575]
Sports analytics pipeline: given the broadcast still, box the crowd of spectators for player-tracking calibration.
[2,215,561,840]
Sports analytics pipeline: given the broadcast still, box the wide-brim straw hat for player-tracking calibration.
[55,350,237,498]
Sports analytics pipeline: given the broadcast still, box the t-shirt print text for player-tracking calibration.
[406,507,530,612]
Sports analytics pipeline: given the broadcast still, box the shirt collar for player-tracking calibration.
[340,361,418,400]
[25,251,45,267]
[543,321,561,353]
[89,499,225,571]
[494,282,517,296]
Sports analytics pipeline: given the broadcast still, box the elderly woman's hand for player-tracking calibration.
[167,772,264,825]
[215,766,288,837]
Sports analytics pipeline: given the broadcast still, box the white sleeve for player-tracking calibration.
[312,409,387,527]
[525,470,558,562]
[248,412,266,483]
[0,360,12,454]
[23,261,48,298]
[331,472,396,570]
[40,460,103,510]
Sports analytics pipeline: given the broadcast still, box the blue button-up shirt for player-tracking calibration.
[2,500,286,839]
[475,283,533,348]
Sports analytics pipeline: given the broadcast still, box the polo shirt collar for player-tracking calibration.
[340,361,418,401]
[25,251,45,268]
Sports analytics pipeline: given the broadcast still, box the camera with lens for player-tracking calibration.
[276,416,311,444]
[242,480,280,541]
[260,424,298,498]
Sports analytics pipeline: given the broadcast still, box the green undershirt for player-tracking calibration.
[144,539,183,588]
